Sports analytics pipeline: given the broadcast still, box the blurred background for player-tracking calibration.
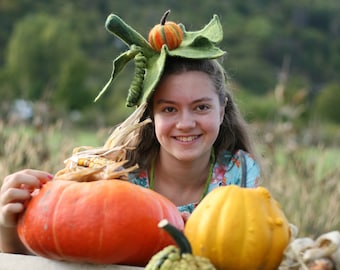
[0,0,339,237]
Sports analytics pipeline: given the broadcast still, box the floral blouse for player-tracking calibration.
[128,149,260,216]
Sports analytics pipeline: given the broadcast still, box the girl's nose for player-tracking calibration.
[176,111,196,130]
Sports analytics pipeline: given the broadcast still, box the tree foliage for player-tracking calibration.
[4,13,89,105]
[0,0,339,124]
[314,82,340,124]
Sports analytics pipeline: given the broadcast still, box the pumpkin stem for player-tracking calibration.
[158,219,192,255]
[160,10,171,25]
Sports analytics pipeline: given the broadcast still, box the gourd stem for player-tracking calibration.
[158,219,192,254]
[160,10,170,25]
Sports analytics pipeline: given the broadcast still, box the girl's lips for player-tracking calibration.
[174,135,200,142]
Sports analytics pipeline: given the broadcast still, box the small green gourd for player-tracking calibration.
[145,219,216,270]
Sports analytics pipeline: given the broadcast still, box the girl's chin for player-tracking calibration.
[171,151,201,162]
[161,144,211,161]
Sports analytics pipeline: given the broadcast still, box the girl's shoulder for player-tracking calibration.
[216,149,255,167]
[210,149,260,189]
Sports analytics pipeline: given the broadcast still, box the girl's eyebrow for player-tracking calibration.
[155,99,176,105]
[193,97,214,103]
[155,97,213,105]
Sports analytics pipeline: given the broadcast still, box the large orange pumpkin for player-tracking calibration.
[148,10,183,52]
[184,185,291,270]
[17,179,184,266]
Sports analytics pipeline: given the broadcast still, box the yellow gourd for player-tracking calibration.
[184,185,291,270]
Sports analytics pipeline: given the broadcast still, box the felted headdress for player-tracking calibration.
[95,10,226,107]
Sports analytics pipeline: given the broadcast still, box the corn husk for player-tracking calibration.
[55,102,151,182]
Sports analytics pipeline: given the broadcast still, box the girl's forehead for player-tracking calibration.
[154,71,215,98]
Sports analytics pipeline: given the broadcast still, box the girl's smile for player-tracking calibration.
[174,135,201,143]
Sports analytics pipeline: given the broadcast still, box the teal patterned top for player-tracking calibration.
[128,149,260,217]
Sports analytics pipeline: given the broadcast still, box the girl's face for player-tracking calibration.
[153,71,225,163]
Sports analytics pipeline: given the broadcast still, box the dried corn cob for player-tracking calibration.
[77,156,116,168]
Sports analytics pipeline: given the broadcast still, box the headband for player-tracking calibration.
[95,10,226,107]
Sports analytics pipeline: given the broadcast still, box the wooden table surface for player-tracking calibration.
[0,253,144,270]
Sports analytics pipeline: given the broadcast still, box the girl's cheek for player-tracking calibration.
[154,117,172,134]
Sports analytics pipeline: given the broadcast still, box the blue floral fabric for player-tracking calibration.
[128,149,260,215]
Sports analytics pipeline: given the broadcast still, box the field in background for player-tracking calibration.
[0,120,339,238]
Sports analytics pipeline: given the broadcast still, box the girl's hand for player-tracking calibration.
[0,169,53,228]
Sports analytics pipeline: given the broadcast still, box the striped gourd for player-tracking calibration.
[148,10,183,52]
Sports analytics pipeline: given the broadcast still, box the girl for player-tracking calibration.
[126,56,260,216]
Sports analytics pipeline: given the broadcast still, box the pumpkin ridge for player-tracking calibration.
[51,182,73,258]
[213,188,231,266]
[241,188,263,269]
[165,25,180,48]
[228,186,250,268]
[235,187,249,269]
[97,225,104,256]
[162,27,173,48]
[152,29,164,51]
[148,189,180,252]
[171,24,183,40]
[262,196,290,269]
[159,27,167,49]
[97,189,107,256]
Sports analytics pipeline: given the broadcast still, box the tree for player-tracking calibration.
[3,13,88,106]
[53,53,91,111]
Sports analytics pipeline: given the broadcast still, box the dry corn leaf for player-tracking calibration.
[55,102,150,182]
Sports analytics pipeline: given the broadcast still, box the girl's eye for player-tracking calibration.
[196,104,210,111]
[163,106,176,113]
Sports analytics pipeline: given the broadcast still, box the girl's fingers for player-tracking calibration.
[3,202,25,215]
[1,169,53,191]
[0,188,31,205]
[0,169,52,228]
[0,202,25,227]
[17,169,53,184]
[0,169,53,211]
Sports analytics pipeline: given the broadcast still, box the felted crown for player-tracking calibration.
[95,10,226,107]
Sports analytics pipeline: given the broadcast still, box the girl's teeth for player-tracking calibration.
[177,136,197,142]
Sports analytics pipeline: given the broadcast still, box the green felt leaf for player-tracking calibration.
[180,14,224,46]
[138,48,167,106]
[94,48,140,102]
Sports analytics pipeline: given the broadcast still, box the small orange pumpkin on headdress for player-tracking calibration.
[148,10,184,52]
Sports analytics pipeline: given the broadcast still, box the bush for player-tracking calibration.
[314,82,340,123]
[233,88,278,122]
